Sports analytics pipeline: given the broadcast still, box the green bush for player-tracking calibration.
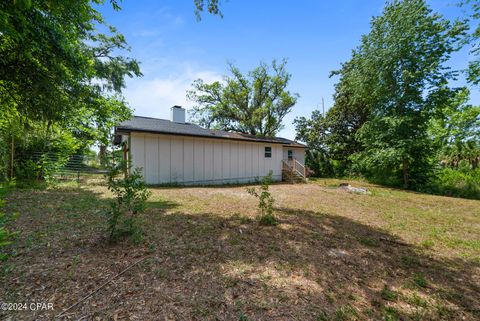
[0,187,17,261]
[246,171,278,225]
[105,162,151,242]
[427,166,480,199]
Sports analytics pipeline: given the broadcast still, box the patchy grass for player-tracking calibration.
[0,178,479,320]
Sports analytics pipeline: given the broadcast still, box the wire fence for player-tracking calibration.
[11,151,112,183]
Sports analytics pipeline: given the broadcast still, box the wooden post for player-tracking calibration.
[9,135,14,180]
[293,158,296,173]
[123,142,128,178]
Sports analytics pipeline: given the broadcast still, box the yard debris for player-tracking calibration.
[338,183,371,195]
[328,249,349,258]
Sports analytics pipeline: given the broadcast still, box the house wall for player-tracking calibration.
[282,147,306,164]
[129,132,284,185]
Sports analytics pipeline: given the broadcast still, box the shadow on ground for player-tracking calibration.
[1,187,479,320]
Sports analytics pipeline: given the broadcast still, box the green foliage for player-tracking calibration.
[0,0,136,181]
[350,0,466,188]
[294,96,369,177]
[0,213,16,261]
[194,0,223,20]
[105,161,151,242]
[188,59,299,137]
[381,286,398,301]
[459,0,480,86]
[296,0,469,187]
[353,114,438,187]
[427,167,480,199]
[413,273,428,288]
[0,0,141,124]
[9,122,80,184]
[297,0,469,190]
[0,187,17,261]
[246,171,277,225]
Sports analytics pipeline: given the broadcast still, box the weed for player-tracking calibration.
[68,255,80,279]
[381,286,398,301]
[325,291,335,303]
[401,255,419,267]
[420,239,435,249]
[382,306,400,321]
[316,311,328,321]
[413,273,428,288]
[405,292,428,308]
[334,304,358,321]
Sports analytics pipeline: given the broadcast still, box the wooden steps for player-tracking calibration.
[281,159,307,183]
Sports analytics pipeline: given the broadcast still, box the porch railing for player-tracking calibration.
[282,158,306,178]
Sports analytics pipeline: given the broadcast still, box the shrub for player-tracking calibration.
[105,162,151,242]
[246,171,277,225]
[0,187,17,261]
[426,167,480,199]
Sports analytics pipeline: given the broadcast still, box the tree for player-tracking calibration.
[348,0,466,187]
[0,0,221,181]
[429,87,480,169]
[0,1,141,125]
[105,161,151,242]
[194,0,223,20]
[460,0,480,86]
[187,60,299,137]
[246,171,277,226]
[294,55,372,176]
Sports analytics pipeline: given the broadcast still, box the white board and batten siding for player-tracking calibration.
[282,147,306,165]
[130,132,283,185]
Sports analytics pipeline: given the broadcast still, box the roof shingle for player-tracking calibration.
[116,116,306,148]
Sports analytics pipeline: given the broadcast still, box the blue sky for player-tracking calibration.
[98,0,478,140]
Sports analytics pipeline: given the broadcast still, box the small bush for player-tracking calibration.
[427,167,480,199]
[246,171,277,225]
[105,162,151,242]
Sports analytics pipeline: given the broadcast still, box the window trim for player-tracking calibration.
[264,146,272,158]
[287,149,293,160]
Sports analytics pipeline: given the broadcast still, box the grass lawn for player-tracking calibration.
[1,178,479,320]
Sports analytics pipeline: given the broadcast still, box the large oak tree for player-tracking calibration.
[187,60,299,137]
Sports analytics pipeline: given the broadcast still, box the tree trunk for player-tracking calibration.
[123,143,128,178]
[99,144,107,167]
[402,159,409,188]
[9,135,14,180]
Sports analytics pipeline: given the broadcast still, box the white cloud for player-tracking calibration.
[123,65,222,120]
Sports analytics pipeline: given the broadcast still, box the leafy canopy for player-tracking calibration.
[460,0,480,86]
[346,0,466,187]
[188,59,299,137]
[0,0,141,126]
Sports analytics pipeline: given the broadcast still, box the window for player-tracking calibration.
[287,150,293,160]
[264,146,272,158]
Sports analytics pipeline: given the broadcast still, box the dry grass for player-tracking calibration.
[1,178,479,320]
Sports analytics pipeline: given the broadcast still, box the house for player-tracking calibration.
[115,106,306,185]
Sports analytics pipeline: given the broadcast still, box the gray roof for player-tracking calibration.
[116,116,306,148]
